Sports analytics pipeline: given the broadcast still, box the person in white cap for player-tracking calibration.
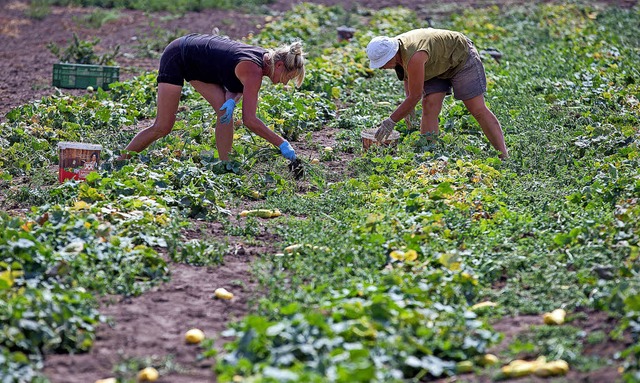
[366,28,508,159]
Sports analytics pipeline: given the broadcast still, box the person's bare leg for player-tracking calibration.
[190,81,233,160]
[463,94,508,159]
[420,92,446,137]
[120,83,182,159]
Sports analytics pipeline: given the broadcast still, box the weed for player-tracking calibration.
[25,0,50,20]
[75,9,121,28]
[47,32,120,65]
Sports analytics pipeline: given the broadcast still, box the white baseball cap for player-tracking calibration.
[366,36,399,69]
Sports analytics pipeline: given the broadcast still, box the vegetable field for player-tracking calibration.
[1,1,639,382]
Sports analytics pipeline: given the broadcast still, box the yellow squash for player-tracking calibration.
[214,287,234,300]
[185,328,205,344]
[239,209,282,218]
[543,308,566,325]
[137,367,159,382]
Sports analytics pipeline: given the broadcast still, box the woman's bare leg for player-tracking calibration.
[463,94,508,159]
[120,83,182,158]
[420,92,446,136]
[190,80,233,160]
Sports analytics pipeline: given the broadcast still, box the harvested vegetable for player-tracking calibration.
[137,367,159,382]
[239,209,282,218]
[543,308,566,325]
[470,301,498,311]
[479,353,499,366]
[185,328,205,344]
[500,356,569,378]
[214,287,234,300]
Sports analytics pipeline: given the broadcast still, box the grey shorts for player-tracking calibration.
[423,40,487,101]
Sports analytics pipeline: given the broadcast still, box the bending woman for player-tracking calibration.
[121,33,304,161]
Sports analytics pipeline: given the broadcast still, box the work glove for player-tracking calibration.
[219,99,236,124]
[374,118,396,142]
[279,141,297,161]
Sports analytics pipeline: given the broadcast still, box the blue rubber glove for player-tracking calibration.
[219,99,236,124]
[279,141,296,161]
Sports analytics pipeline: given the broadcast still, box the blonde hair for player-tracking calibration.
[265,41,305,87]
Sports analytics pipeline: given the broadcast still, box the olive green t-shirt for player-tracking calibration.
[397,28,469,81]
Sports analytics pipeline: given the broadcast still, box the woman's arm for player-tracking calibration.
[235,61,284,147]
[390,51,428,122]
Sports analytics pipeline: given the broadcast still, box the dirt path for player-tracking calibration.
[43,221,276,382]
[44,262,252,382]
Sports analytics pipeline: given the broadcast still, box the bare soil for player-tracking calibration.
[1,0,636,120]
[0,0,636,382]
[43,220,279,383]
[433,311,632,383]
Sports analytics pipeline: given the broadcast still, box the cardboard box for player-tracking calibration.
[57,142,103,182]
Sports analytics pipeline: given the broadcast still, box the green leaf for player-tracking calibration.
[0,278,11,290]
[263,367,298,381]
[623,294,640,312]
[553,233,572,246]
[11,239,35,250]
[266,323,287,337]
[430,182,454,200]
[96,108,111,123]
[85,172,101,183]
[62,241,85,255]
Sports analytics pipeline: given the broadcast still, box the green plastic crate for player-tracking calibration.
[52,63,120,89]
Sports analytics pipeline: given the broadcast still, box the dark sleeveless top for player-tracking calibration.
[180,34,267,93]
